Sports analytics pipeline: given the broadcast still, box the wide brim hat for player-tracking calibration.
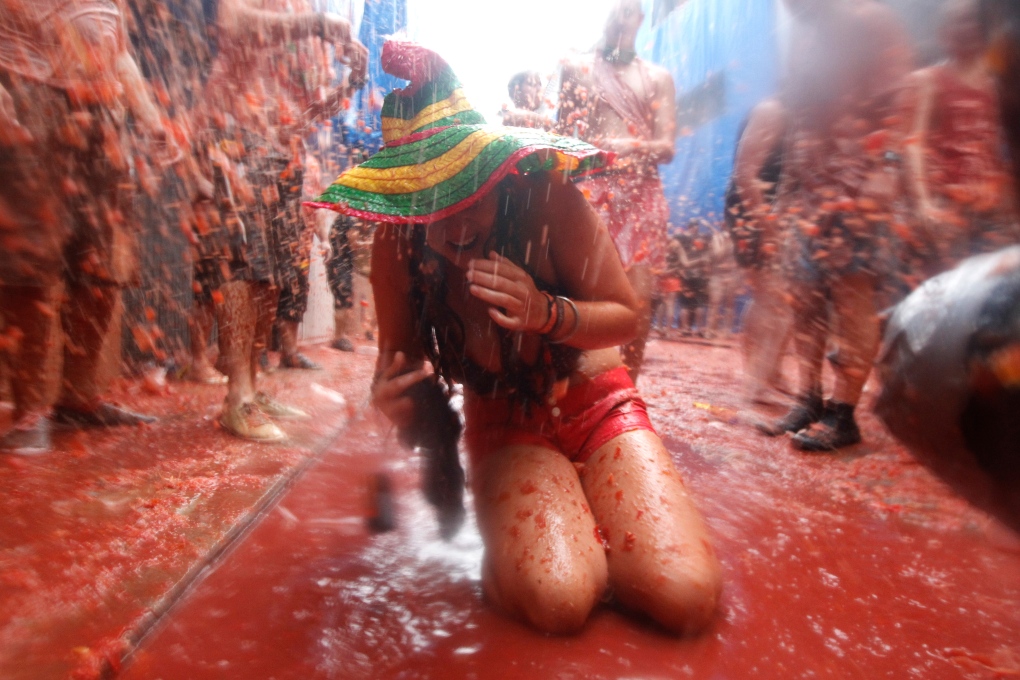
[306,41,613,224]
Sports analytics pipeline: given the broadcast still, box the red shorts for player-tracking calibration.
[462,367,655,464]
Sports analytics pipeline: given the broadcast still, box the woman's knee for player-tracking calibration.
[623,550,722,635]
[491,558,606,634]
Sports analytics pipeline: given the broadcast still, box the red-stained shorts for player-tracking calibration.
[462,367,655,464]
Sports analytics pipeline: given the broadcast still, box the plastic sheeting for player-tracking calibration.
[637,0,779,230]
[875,246,1020,528]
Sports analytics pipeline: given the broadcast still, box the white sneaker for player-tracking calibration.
[254,392,309,419]
[220,401,286,441]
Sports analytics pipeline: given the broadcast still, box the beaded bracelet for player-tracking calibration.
[549,296,580,344]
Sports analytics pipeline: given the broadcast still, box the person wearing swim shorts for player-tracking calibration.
[310,41,720,636]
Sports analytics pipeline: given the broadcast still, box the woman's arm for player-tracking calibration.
[369,225,430,429]
[465,175,640,350]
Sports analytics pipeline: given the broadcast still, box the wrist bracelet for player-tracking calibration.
[548,295,566,339]
[536,292,557,335]
[549,296,580,344]
[315,13,326,39]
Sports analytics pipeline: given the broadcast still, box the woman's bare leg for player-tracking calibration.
[473,444,608,634]
[581,430,722,635]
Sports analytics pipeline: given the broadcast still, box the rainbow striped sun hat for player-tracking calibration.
[307,40,613,224]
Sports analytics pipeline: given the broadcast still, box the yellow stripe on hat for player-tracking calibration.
[381,88,474,142]
[340,129,505,195]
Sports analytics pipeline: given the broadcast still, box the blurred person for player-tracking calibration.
[501,70,553,130]
[307,148,376,353]
[0,0,174,452]
[313,41,721,635]
[558,0,677,383]
[324,214,377,352]
[122,0,221,382]
[726,98,794,403]
[981,0,1020,204]
[901,0,1019,274]
[652,238,683,337]
[195,0,366,440]
[676,220,712,336]
[758,0,913,451]
[705,228,738,339]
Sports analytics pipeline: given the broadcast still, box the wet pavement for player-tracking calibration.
[113,339,1019,680]
[2,339,1018,679]
[0,346,373,680]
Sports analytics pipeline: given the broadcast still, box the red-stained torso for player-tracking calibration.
[201,0,331,150]
[780,2,912,213]
[560,55,667,176]
[927,64,1010,206]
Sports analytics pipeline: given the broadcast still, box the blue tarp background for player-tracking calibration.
[345,0,407,153]
[638,0,779,230]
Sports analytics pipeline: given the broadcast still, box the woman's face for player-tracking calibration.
[425,188,500,267]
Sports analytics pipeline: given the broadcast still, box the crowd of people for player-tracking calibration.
[0,0,1016,638]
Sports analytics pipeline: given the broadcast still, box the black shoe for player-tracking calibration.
[756,393,824,437]
[330,337,355,352]
[54,403,157,428]
[0,415,52,454]
[792,401,862,451]
[279,353,322,370]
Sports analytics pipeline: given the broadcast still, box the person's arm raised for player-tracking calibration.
[219,0,354,51]
[465,175,639,350]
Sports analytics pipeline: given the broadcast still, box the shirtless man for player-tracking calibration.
[728,98,793,403]
[0,0,172,452]
[758,0,913,451]
[901,0,1018,274]
[197,0,365,440]
[558,0,677,383]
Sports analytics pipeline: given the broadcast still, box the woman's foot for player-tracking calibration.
[219,401,286,441]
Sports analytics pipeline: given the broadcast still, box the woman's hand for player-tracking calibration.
[372,351,432,430]
[466,252,550,332]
